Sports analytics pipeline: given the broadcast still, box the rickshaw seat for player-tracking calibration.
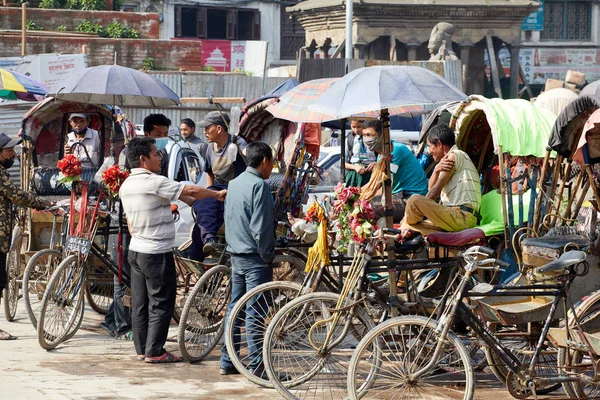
[521,235,589,251]
[426,228,486,247]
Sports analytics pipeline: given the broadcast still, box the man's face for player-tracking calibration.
[69,117,88,133]
[262,157,274,180]
[147,125,169,139]
[180,123,194,139]
[350,120,363,136]
[0,147,17,163]
[204,124,223,143]
[362,127,379,139]
[142,144,162,173]
[427,139,444,162]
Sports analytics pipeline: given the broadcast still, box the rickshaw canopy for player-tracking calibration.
[533,88,578,116]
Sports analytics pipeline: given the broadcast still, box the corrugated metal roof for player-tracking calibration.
[0,101,35,186]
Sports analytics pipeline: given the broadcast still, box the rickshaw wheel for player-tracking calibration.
[23,249,64,329]
[3,226,23,322]
[84,257,114,315]
[37,254,86,350]
[177,265,231,362]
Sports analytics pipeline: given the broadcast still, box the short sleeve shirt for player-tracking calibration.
[204,134,248,185]
[390,141,428,196]
[119,168,185,253]
[67,128,100,167]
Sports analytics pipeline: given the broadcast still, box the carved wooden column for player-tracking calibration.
[354,42,367,59]
[407,43,420,61]
[460,43,473,93]
[508,44,520,98]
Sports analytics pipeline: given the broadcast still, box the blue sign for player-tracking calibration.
[522,0,544,31]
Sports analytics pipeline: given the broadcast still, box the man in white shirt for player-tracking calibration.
[119,136,226,363]
[64,113,101,167]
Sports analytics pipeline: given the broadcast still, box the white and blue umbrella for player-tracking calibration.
[308,65,466,121]
[49,65,179,107]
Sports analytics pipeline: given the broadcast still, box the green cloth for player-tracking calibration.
[458,97,557,158]
[345,170,372,187]
[477,189,533,236]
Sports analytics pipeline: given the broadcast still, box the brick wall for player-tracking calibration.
[0,35,203,71]
[0,7,159,39]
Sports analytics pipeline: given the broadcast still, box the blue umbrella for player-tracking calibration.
[49,65,179,107]
[308,65,466,121]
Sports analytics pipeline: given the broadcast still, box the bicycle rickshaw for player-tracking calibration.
[4,98,123,325]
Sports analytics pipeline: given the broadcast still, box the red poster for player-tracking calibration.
[201,40,232,72]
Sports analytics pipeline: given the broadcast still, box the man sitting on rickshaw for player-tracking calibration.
[401,125,481,235]
[361,120,428,223]
[63,113,100,168]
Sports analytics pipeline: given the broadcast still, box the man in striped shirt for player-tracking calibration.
[119,136,226,363]
[402,124,481,234]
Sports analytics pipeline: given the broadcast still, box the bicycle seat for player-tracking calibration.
[426,228,486,247]
[534,250,587,274]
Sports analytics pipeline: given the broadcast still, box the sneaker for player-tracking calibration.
[219,366,240,375]
[203,239,217,255]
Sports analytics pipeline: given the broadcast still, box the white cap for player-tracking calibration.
[69,113,87,120]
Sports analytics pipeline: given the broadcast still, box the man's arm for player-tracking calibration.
[250,183,275,264]
[179,195,196,206]
[427,153,455,200]
[180,184,226,202]
[205,172,214,188]
[0,170,46,209]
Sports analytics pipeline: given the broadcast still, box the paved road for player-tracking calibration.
[0,299,565,399]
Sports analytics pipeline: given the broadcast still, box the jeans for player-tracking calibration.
[220,254,273,371]
[128,250,176,357]
[188,184,227,262]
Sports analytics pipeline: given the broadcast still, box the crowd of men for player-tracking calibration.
[0,112,481,373]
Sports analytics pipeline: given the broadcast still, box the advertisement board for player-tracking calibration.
[201,40,268,76]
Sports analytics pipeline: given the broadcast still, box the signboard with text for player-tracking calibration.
[200,40,268,77]
[522,0,544,31]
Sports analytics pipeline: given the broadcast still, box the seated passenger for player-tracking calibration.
[361,120,428,223]
[64,113,100,168]
[187,111,247,261]
[401,125,481,235]
[345,119,377,187]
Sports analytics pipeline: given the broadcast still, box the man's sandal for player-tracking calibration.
[145,351,182,363]
[0,329,17,340]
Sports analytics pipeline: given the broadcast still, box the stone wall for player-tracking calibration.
[0,7,159,39]
[0,34,203,71]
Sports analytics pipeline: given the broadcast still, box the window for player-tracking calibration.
[541,0,592,41]
[280,4,305,60]
[175,6,260,40]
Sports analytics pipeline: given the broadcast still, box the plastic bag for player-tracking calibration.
[94,156,116,184]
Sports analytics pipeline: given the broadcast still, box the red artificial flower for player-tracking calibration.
[102,165,130,197]
[57,154,82,178]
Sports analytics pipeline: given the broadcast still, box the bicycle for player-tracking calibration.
[346,245,589,399]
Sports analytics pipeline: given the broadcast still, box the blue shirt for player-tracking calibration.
[225,167,275,264]
[389,140,428,196]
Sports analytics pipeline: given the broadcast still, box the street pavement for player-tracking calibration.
[0,299,565,400]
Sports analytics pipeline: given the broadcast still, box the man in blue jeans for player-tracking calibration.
[220,142,275,376]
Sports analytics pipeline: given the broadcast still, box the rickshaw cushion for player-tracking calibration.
[32,166,97,196]
[426,228,486,247]
[521,235,589,250]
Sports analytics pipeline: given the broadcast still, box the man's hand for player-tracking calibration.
[42,200,55,208]
[63,144,71,155]
[434,155,454,173]
[366,162,377,172]
[356,165,366,175]
[215,189,227,202]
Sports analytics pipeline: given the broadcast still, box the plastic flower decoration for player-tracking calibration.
[102,165,130,198]
[56,154,82,189]
[331,184,375,253]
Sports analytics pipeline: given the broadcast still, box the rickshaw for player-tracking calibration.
[4,98,121,323]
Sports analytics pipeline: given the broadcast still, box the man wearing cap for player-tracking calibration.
[0,132,52,340]
[64,114,101,168]
[187,111,247,260]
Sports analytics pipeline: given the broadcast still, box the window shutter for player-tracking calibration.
[198,7,207,38]
[175,7,182,37]
[227,10,238,39]
[253,11,261,40]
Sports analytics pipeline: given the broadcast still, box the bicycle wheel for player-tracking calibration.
[177,264,231,362]
[84,257,114,315]
[23,249,63,329]
[483,326,561,394]
[347,315,474,400]
[557,290,600,398]
[225,280,306,387]
[3,226,23,322]
[272,255,306,285]
[37,254,86,350]
[263,291,374,400]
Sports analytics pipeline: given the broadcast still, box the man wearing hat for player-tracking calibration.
[64,113,101,167]
[187,111,247,260]
[0,133,51,340]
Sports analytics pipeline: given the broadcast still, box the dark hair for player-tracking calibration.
[245,142,273,168]
[428,124,455,147]
[143,114,171,134]
[361,119,381,134]
[180,118,195,130]
[127,136,155,168]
